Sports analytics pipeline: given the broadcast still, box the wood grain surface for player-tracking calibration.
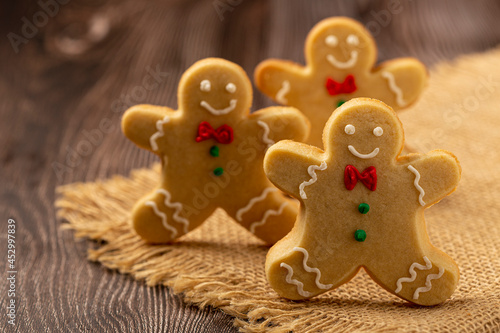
[1,0,499,331]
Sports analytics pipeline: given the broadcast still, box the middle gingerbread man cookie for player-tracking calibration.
[255,16,428,148]
[122,58,310,244]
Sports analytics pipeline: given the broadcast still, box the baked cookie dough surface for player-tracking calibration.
[264,98,460,306]
[122,58,310,245]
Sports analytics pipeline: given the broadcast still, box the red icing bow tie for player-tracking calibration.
[326,74,357,96]
[196,121,234,144]
[344,165,377,191]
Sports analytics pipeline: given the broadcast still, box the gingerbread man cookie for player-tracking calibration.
[255,17,428,147]
[263,98,461,306]
[122,58,310,244]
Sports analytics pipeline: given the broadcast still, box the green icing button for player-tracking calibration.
[337,99,346,107]
[213,167,224,176]
[210,145,219,157]
[354,229,366,242]
[358,203,370,214]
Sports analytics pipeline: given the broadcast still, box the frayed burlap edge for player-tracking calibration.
[56,166,457,333]
[55,164,500,333]
[56,47,500,333]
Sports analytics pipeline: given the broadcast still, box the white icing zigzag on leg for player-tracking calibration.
[413,267,445,300]
[236,187,278,221]
[150,115,170,151]
[299,161,327,199]
[156,189,189,234]
[249,202,287,234]
[145,201,178,238]
[280,263,312,297]
[395,256,432,293]
[293,247,333,290]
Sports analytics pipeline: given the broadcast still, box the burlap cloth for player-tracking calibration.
[56,48,500,332]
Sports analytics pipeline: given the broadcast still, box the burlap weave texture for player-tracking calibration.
[56,48,500,332]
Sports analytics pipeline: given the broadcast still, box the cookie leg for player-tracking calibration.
[368,249,459,306]
[265,232,358,300]
[231,189,298,245]
[132,188,211,243]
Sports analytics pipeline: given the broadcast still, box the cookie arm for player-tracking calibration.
[248,106,310,144]
[264,140,324,199]
[374,58,428,110]
[121,104,176,152]
[404,150,461,207]
[254,59,306,105]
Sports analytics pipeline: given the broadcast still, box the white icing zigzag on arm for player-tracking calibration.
[280,263,312,297]
[413,267,445,300]
[293,247,333,290]
[395,256,432,293]
[249,202,287,234]
[299,162,327,199]
[381,71,407,107]
[150,115,170,151]
[257,120,274,148]
[276,80,290,104]
[145,201,178,238]
[156,189,189,234]
[408,165,426,206]
[236,187,278,221]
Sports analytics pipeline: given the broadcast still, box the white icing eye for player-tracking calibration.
[225,83,236,93]
[345,124,355,135]
[200,80,211,92]
[346,34,359,46]
[325,35,338,47]
[373,127,383,137]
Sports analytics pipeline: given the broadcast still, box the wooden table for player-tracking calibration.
[1,0,499,331]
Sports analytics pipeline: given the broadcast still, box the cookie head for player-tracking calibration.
[305,17,376,72]
[324,98,403,162]
[178,58,252,119]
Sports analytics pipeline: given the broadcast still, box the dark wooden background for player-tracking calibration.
[1,0,499,331]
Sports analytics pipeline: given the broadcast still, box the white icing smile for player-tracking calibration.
[326,50,358,69]
[348,145,379,159]
[200,99,237,116]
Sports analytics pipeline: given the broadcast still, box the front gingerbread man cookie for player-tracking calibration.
[255,17,428,148]
[122,58,309,244]
[264,98,461,306]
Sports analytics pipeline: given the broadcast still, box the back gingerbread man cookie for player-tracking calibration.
[122,58,309,245]
[264,98,461,306]
[255,17,427,148]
